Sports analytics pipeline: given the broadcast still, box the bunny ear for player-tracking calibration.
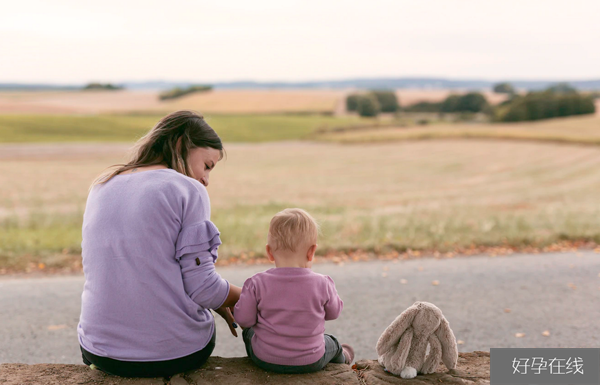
[434,317,458,370]
[376,305,420,356]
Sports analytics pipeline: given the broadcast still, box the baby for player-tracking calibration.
[233,208,354,374]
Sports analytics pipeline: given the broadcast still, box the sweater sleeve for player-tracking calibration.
[178,250,230,310]
[233,277,258,328]
[324,275,344,321]
[176,220,230,309]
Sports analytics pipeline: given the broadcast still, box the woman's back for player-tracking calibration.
[78,168,221,361]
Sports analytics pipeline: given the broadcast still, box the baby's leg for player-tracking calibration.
[242,327,255,359]
[323,334,347,364]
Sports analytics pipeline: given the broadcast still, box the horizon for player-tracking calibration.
[3,75,600,88]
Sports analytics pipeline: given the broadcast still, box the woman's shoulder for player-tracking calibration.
[158,169,207,195]
[123,168,208,198]
[93,168,209,207]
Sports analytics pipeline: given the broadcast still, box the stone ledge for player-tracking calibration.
[0,352,490,385]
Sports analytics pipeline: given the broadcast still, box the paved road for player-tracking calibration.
[1,252,599,364]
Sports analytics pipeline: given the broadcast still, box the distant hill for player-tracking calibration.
[122,78,600,91]
[0,83,79,91]
[2,78,600,91]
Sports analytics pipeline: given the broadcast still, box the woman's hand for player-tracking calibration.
[214,306,238,337]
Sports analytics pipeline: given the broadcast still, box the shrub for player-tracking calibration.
[346,94,360,112]
[440,95,461,113]
[496,91,595,122]
[403,101,443,113]
[370,90,399,112]
[455,92,490,113]
[493,82,515,94]
[404,92,491,115]
[159,85,212,100]
[83,83,123,90]
[546,82,577,95]
[357,94,381,117]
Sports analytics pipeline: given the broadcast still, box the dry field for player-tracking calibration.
[0,89,344,115]
[318,114,600,145]
[3,139,600,271]
[0,89,515,116]
[165,89,343,114]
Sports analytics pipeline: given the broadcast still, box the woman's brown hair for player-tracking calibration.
[90,110,224,189]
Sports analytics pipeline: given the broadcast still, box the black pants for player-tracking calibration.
[242,328,346,374]
[80,331,216,378]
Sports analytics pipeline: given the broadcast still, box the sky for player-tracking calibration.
[1,0,599,84]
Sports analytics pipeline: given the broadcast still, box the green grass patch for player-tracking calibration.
[0,114,374,143]
[3,204,600,272]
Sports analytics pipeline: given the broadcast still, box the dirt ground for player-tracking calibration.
[0,352,490,385]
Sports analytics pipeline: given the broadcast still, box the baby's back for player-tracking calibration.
[238,267,343,366]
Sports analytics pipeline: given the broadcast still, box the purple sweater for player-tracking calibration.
[233,268,344,365]
[77,168,230,361]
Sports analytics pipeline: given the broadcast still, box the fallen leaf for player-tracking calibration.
[47,325,67,331]
[38,263,45,270]
[542,330,550,337]
[432,280,440,286]
[504,308,512,313]
[400,279,408,284]
[568,283,577,290]
[457,340,465,345]
[515,333,526,338]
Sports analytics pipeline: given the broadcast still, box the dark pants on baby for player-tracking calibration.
[242,327,346,374]
[80,330,216,378]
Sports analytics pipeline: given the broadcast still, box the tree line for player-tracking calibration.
[346,83,596,121]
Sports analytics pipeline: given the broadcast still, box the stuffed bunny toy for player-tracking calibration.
[376,301,458,379]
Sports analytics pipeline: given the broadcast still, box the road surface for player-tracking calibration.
[1,251,599,364]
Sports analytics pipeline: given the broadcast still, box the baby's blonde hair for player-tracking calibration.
[268,208,319,253]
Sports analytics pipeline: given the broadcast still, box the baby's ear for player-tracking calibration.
[307,244,317,261]
[265,244,275,262]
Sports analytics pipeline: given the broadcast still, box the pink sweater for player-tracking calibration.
[233,267,343,365]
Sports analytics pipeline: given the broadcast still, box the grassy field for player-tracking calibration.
[0,114,378,143]
[3,139,600,272]
[3,111,600,146]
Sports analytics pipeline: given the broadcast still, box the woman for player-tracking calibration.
[78,110,241,378]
